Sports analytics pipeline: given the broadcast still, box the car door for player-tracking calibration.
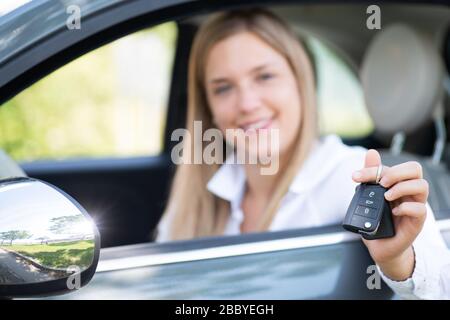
[34,217,450,300]
[32,225,395,299]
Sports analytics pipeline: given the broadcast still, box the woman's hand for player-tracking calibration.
[352,149,428,281]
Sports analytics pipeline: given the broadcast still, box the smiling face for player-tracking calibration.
[204,31,302,162]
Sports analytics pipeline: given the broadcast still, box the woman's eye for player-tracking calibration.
[257,73,275,81]
[213,85,231,95]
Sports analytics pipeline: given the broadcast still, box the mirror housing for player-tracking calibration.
[0,177,100,298]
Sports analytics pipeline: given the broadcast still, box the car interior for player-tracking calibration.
[0,3,449,249]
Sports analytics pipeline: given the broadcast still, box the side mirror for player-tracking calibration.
[0,177,100,298]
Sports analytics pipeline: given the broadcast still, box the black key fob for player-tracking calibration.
[342,183,395,240]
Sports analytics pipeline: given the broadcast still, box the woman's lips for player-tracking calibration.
[240,117,274,133]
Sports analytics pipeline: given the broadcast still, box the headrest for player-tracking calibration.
[360,24,444,135]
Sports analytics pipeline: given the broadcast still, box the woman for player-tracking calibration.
[157,8,450,299]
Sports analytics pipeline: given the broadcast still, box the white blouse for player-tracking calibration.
[158,134,450,299]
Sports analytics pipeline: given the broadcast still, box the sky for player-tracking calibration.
[0,0,31,16]
[0,180,94,240]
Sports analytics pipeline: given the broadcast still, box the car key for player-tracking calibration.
[342,182,395,240]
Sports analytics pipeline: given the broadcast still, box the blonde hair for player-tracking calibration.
[158,8,318,241]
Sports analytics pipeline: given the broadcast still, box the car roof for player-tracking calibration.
[0,0,122,67]
[1,1,448,69]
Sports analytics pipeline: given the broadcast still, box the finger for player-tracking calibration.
[384,179,429,203]
[352,165,389,183]
[352,149,384,183]
[364,149,381,168]
[392,202,427,221]
[379,161,423,188]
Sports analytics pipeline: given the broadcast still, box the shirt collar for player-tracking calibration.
[206,153,246,208]
[206,134,354,204]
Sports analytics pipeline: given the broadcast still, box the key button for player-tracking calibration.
[358,198,379,209]
[354,205,379,219]
[362,187,383,200]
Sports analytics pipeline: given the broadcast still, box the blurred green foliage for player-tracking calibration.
[306,37,374,138]
[0,22,177,162]
[5,240,95,270]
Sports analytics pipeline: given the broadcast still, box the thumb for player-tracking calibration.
[364,149,382,169]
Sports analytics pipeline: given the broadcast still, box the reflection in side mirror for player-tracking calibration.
[0,177,100,298]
